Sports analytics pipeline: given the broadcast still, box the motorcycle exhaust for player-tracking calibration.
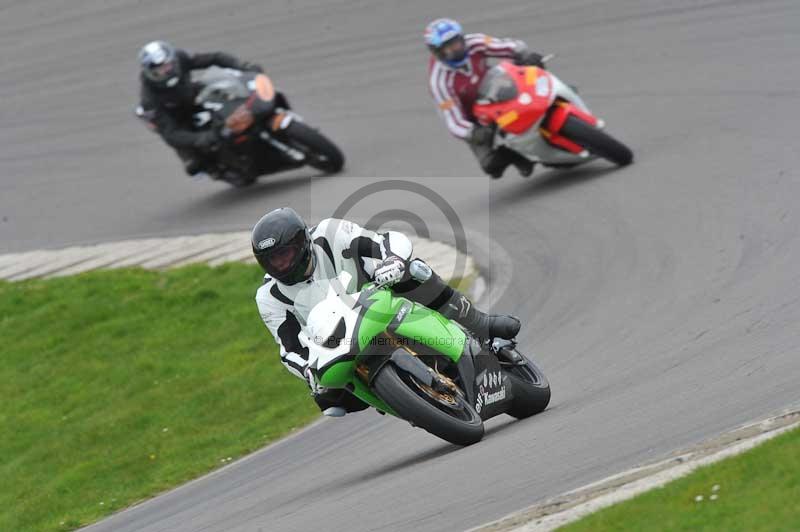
[259,131,305,161]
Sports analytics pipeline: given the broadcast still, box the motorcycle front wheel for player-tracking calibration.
[560,115,633,166]
[284,121,345,174]
[373,364,484,446]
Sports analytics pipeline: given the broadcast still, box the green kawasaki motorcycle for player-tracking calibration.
[296,272,551,446]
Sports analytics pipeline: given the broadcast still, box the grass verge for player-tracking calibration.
[0,264,319,532]
[561,426,800,531]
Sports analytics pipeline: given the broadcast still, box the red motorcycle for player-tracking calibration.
[473,60,632,168]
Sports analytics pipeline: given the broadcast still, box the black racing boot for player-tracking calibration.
[515,158,535,177]
[478,148,513,179]
[183,158,204,176]
[508,150,535,177]
[440,291,520,341]
[482,152,513,179]
[391,265,520,341]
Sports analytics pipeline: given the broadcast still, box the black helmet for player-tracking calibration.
[139,40,182,88]
[252,207,316,285]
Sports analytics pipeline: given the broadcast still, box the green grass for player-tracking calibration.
[0,264,319,532]
[561,426,800,532]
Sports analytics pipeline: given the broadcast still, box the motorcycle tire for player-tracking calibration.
[226,175,257,188]
[560,115,633,166]
[284,121,345,174]
[373,364,484,446]
[500,347,551,419]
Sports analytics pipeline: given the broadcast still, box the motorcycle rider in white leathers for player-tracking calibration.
[253,207,520,417]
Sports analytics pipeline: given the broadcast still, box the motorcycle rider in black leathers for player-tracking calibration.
[137,40,264,179]
[253,207,521,417]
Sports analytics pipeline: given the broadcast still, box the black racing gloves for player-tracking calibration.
[240,61,265,73]
[514,51,545,68]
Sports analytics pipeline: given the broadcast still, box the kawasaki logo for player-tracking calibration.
[475,370,506,413]
[475,385,506,413]
[485,387,507,405]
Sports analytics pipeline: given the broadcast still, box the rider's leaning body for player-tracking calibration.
[137,40,263,177]
[252,208,520,417]
[425,18,545,178]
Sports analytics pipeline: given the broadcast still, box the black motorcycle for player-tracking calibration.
[136,67,344,187]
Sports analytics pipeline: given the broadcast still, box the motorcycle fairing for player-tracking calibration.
[471,347,515,419]
[474,64,554,135]
[541,101,599,154]
[297,272,521,424]
[473,61,603,165]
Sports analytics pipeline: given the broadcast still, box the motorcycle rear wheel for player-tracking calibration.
[500,348,551,419]
[560,115,633,166]
[284,121,345,174]
[224,174,256,188]
[373,364,484,446]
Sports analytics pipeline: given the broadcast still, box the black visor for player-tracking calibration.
[431,36,467,64]
[265,232,304,273]
[259,230,314,284]
[144,60,179,84]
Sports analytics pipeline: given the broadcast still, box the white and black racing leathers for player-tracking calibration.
[257,219,426,377]
[255,217,520,412]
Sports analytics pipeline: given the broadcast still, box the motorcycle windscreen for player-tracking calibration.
[193,68,251,105]
[476,67,518,103]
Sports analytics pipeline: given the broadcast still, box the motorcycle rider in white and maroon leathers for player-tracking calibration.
[253,207,520,417]
[425,18,546,178]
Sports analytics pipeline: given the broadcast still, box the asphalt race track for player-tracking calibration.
[3,1,800,531]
